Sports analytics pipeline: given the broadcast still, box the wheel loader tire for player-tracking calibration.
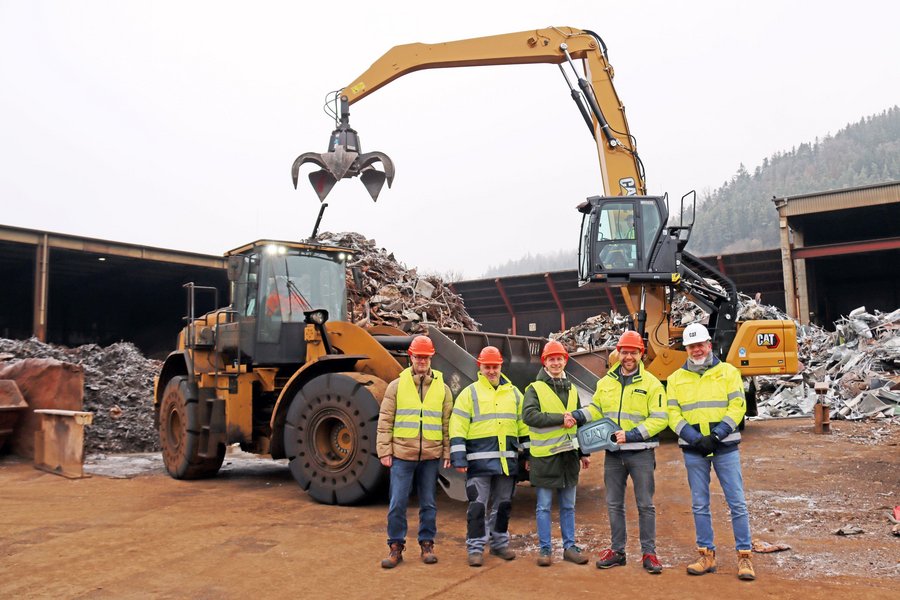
[283,373,386,505]
[159,376,224,479]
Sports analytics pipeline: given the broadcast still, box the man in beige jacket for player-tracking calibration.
[377,335,453,568]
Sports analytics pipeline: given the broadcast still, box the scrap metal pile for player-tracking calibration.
[0,337,160,454]
[316,231,479,331]
[756,307,900,421]
[551,297,900,422]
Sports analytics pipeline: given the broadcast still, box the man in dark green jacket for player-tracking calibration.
[522,340,590,567]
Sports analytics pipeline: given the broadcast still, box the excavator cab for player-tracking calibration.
[577,195,691,286]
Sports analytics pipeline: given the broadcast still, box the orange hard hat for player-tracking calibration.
[407,335,435,357]
[541,340,569,362]
[476,346,504,366]
[616,330,645,352]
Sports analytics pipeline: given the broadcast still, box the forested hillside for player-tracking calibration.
[687,106,900,254]
[481,106,900,276]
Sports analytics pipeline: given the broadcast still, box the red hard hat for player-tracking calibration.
[476,346,504,366]
[616,330,645,352]
[407,335,435,357]
[541,340,569,362]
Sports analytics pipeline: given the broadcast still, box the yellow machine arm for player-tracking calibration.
[292,26,645,202]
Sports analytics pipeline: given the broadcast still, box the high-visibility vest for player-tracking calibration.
[526,381,579,457]
[393,368,445,441]
[667,360,745,446]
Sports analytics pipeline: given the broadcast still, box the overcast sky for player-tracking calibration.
[2,1,898,279]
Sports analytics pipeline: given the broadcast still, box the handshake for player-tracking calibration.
[563,411,577,429]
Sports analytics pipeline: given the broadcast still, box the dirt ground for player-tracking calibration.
[1,419,898,599]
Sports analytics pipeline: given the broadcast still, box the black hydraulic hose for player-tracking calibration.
[578,78,617,147]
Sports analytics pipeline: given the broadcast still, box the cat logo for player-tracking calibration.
[756,332,780,349]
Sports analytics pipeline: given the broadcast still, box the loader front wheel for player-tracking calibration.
[159,376,224,479]
[283,373,386,505]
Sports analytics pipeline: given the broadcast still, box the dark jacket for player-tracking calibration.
[522,368,583,489]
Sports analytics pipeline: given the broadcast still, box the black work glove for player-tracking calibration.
[695,434,718,455]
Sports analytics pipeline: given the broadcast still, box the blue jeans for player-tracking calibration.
[683,449,751,551]
[386,458,439,545]
[535,486,577,552]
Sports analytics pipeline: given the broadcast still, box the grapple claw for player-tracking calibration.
[292,96,394,202]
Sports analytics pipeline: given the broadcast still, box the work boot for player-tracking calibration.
[737,550,756,580]
[489,546,516,561]
[686,547,717,575]
[381,542,404,569]
[642,553,663,574]
[563,545,589,565]
[595,548,626,569]
[468,552,484,567]
[537,548,552,567]
[420,540,438,564]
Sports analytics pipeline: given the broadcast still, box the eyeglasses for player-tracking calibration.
[618,349,641,357]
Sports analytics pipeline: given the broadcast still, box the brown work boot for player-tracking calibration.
[737,550,756,580]
[686,547,716,575]
[563,545,589,565]
[420,540,438,564]
[468,552,484,567]
[537,548,552,567]
[380,542,404,569]
[489,546,516,561]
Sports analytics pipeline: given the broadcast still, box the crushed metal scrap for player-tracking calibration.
[0,337,160,454]
[551,297,900,423]
[315,231,479,332]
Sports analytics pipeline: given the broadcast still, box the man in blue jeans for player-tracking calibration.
[376,335,453,568]
[522,340,590,567]
[667,323,756,581]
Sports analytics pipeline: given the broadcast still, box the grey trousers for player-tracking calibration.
[604,448,657,554]
[465,474,516,554]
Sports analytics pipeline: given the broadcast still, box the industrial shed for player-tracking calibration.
[0,225,227,357]
[774,181,900,327]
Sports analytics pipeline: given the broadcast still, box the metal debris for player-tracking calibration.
[833,525,865,536]
[751,539,791,553]
[0,337,160,454]
[756,306,900,422]
[315,231,479,332]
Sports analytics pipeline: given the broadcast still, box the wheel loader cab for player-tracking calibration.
[226,241,350,364]
[578,195,681,286]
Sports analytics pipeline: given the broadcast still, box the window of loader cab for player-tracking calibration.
[596,203,638,270]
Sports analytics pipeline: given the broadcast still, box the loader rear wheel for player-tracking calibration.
[283,373,386,505]
[159,376,224,479]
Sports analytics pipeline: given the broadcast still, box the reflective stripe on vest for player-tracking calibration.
[527,381,579,457]
[393,368,445,441]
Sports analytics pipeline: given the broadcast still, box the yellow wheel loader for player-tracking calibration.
[154,239,600,504]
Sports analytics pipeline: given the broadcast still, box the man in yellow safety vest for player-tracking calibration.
[377,335,453,568]
[450,346,529,567]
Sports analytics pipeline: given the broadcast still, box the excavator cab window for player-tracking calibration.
[578,195,675,285]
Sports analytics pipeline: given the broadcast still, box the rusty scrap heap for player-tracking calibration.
[315,231,479,331]
[0,337,160,454]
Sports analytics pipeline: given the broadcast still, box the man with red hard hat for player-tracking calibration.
[450,345,529,567]
[377,335,453,568]
[572,329,667,574]
[522,340,591,567]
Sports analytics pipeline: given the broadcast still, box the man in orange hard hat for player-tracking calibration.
[377,335,453,568]
[449,345,529,567]
[572,329,667,574]
[522,340,591,567]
